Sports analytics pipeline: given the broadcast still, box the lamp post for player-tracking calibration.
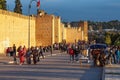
[28,0,37,48]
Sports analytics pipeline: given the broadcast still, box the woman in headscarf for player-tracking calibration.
[18,46,25,65]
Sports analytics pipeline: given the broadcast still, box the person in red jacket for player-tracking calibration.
[6,47,10,56]
[68,46,74,63]
[18,46,25,65]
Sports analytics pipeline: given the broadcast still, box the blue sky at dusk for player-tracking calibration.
[6,0,120,22]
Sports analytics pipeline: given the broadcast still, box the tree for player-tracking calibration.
[110,33,119,45]
[0,0,7,10]
[105,34,111,45]
[14,0,22,14]
[114,36,120,46]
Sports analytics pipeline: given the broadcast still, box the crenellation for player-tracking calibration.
[0,9,88,54]
[0,9,37,20]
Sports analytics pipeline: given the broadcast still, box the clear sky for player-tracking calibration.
[6,0,120,22]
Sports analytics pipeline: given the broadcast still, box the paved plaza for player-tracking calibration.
[2,51,120,80]
[105,64,120,80]
[0,51,103,80]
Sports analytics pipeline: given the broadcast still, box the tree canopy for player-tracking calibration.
[14,0,22,14]
[105,33,111,45]
[0,0,7,10]
[114,36,120,46]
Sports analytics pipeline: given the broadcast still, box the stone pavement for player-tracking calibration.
[104,64,120,80]
[0,51,103,80]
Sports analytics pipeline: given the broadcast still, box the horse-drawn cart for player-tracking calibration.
[90,44,107,67]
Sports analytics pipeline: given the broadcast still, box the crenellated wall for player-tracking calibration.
[0,9,36,54]
[65,21,88,43]
[36,13,63,46]
[0,9,88,54]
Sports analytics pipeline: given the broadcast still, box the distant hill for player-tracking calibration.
[88,20,120,30]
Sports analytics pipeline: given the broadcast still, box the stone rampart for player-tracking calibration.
[0,9,36,54]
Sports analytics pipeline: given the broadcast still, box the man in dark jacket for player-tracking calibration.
[74,45,80,62]
[13,44,17,64]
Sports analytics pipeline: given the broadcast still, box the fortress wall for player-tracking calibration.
[0,10,36,54]
[0,9,88,54]
[66,28,78,43]
[36,15,53,46]
[79,21,88,41]
[83,21,88,41]
[60,23,64,42]
[54,16,61,43]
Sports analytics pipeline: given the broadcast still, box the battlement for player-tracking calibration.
[0,9,88,53]
[0,9,35,20]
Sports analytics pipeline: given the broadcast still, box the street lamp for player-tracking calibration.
[28,0,37,48]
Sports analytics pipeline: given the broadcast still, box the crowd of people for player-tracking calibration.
[6,44,50,65]
[54,41,89,63]
[67,42,89,63]
[5,41,120,66]
[106,46,120,65]
[67,42,120,66]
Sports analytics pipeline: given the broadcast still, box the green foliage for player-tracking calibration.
[111,33,119,45]
[114,36,120,46]
[104,32,120,46]
[14,0,22,14]
[105,33,111,45]
[0,0,7,10]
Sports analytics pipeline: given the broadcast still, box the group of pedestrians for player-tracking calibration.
[6,44,45,65]
[90,45,120,66]
[107,46,120,65]
[5,42,120,66]
[68,45,80,63]
[67,42,89,63]
[66,42,120,66]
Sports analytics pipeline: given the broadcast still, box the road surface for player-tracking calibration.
[0,51,103,80]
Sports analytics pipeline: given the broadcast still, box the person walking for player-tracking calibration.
[111,46,117,64]
[74,45,80,62]
[107,46,112,65]
[32,47,38,64]
[6,47,10,56]
[39,46,44,59]
[13,44,17,64]
[68,46,74,63]
[18,46,25,65]
[26,48,32,64]
[115,47,120,64]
